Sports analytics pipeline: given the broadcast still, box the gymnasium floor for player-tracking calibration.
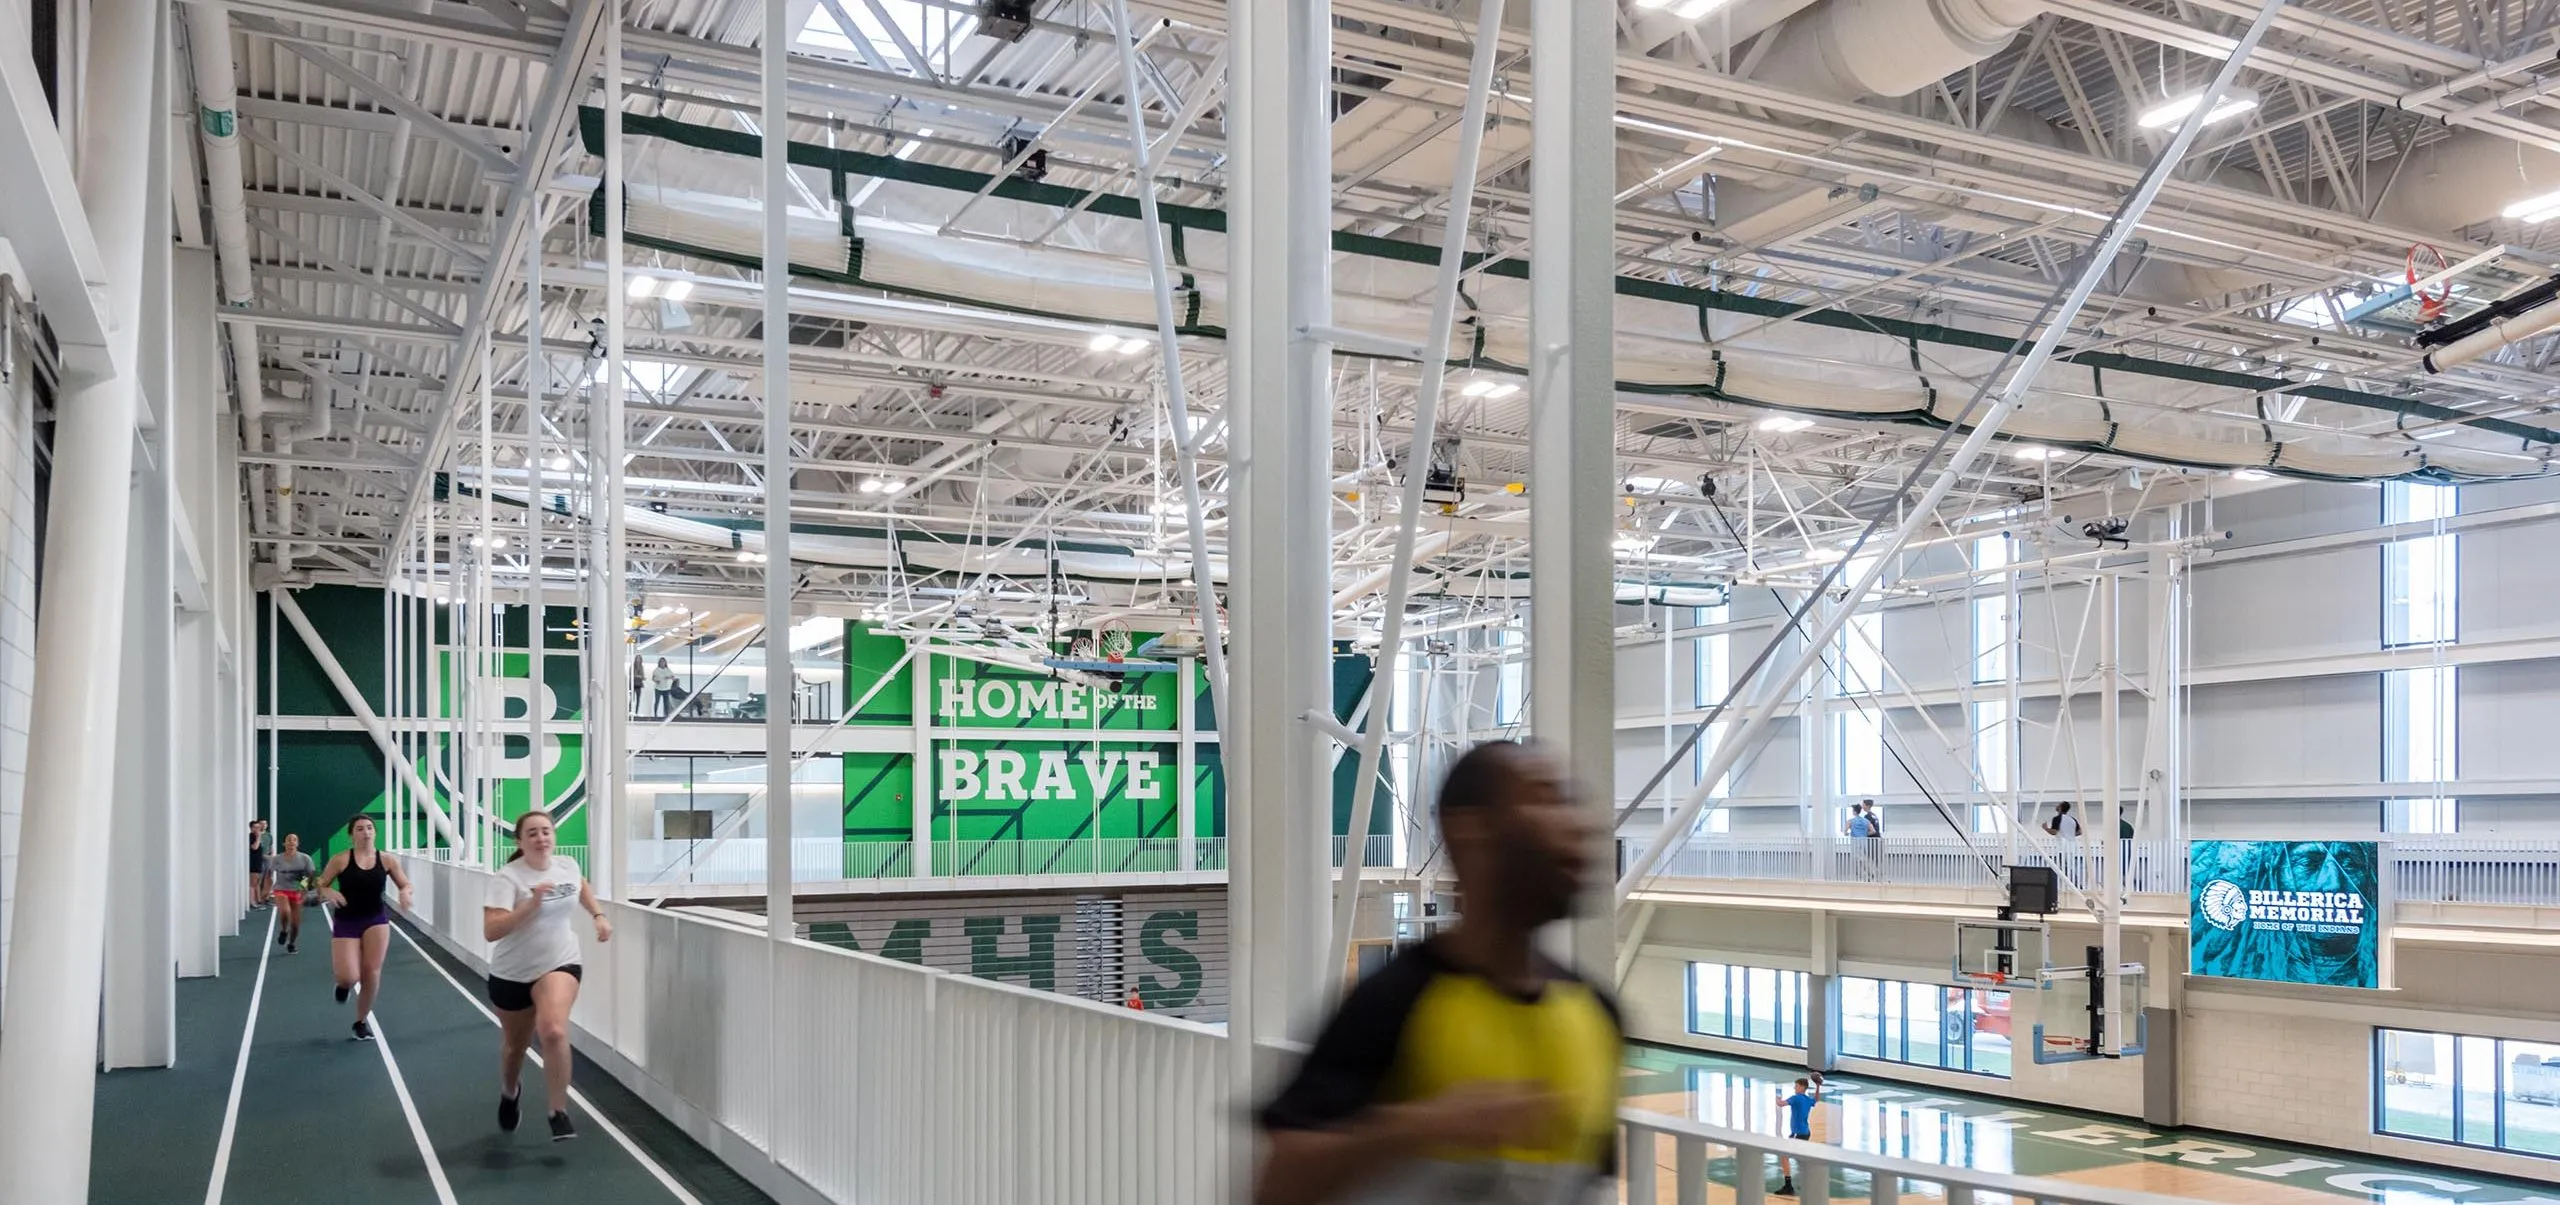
[1621,1044,2557,1204]
[89,911,769,1204]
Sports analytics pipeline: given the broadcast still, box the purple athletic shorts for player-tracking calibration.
[330,909,389,940]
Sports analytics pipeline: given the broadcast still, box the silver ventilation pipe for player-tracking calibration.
[181,3,278,558]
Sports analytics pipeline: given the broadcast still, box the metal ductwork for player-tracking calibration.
[1748,0,2044,101]
[181,3,276,552]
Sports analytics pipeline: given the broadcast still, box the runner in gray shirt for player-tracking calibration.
[266,836,317,954]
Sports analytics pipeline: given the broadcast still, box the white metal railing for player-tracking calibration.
[1645,834,2560,908]
[406,855,1231,1204]
[2387,836,2560,905]
[629,836,862,886]
[407,854,2228,1205]
[1620,1110,2213,1205]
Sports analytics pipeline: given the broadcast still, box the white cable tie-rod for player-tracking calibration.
[1328,0,1506,1004]
[1615,0,2291,904]
[1109,0,1229,718]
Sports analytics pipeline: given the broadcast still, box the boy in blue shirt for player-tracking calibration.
[1776,1077,1819,1196]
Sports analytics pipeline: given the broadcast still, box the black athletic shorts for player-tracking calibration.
[486,964,583,1012]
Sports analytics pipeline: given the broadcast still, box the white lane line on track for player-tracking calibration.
[390,919,704,1205]
[323,902,461,1205]
[369,1014,462,1205]
[203,908,277,1205]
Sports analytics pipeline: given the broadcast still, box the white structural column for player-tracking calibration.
[172,246,223,977]
[0,0,158,1191]
[525,205,548,824]
[1225,0,1333,1177]
[2098,572,2124,1054]
[761,0,794,930]
[105,20,178,1065]
[1528,0,1619,976]
[595,0,628,897]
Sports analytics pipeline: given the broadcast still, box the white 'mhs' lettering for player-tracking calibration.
[936,749,1162,802]
[937,677,1158,720]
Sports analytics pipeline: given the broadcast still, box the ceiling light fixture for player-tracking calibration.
[2136,87,2260,130]
[1635,0,1735,15]
[1115,336,1150,355]
[546,454,571,472]
[659,278,695,303]
[1758,415,1815,434]
[2231,468,2273,481]
[2502,190,2560,224]
[627,274,659,299]
[858,479,883,494]
[2013,445,2053,461]
[1461,380,1496,398]
[1089,332,1122,353]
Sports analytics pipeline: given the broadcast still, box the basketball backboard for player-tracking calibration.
[1953,919,2049,987]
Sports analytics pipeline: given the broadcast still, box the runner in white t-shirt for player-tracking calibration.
[481,810,610,1141]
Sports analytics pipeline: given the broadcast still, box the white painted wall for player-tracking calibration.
[1604,478,2560,843]
[0,299,37,1006]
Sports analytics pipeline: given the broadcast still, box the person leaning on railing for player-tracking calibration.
[1254,741,1623,1205]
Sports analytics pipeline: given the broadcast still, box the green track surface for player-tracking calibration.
[91,912,772,1205]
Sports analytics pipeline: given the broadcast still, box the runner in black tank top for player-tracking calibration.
[313,816,411,1041]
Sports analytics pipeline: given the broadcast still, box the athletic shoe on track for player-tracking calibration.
[335,983,350,1004]
[352,1020,374,1042]
[286,941,297,954]
[549,1111,577,1142]
[499,1090,521,1132]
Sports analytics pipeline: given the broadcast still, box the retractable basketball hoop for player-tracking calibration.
[2028,948,2149,1065]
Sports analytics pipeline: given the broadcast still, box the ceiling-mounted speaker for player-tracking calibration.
[980,0,1033,42]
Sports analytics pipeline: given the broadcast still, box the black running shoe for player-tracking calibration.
[286,941,297,954]
[335,983,350,1004]
[548,1111,577,1142]
[499,1090,521,1132]
[352,1020,374,1042]
[276,927,286,945]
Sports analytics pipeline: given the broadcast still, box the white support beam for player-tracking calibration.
[104,34,180,1067]
[1530,0,1620,978]
[1226,0,1333,1190]
[0,2,158,1192]
[761,0,796,938]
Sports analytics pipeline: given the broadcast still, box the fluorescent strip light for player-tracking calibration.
[2501,190,2560,223]
[2136,88,2260,130]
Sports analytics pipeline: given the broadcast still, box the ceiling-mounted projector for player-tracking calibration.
[980,0,1033,42]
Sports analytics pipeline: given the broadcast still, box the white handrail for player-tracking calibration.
[1620,1109,2215,1205]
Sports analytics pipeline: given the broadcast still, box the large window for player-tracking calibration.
[1842,976,2014,1078]
[2382,482,2458,648]
[2378,1028,2560,1159]
[1687,962,1808,1047]
[1692,603,1730,709]
[2383,665,2456,784]
[1833,600,1884,798]
[1969,537,2016,802]
[1493,625,1526,729]
[2385,797,2459,834]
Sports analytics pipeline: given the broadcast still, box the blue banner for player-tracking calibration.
[2188,841,2382,989]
